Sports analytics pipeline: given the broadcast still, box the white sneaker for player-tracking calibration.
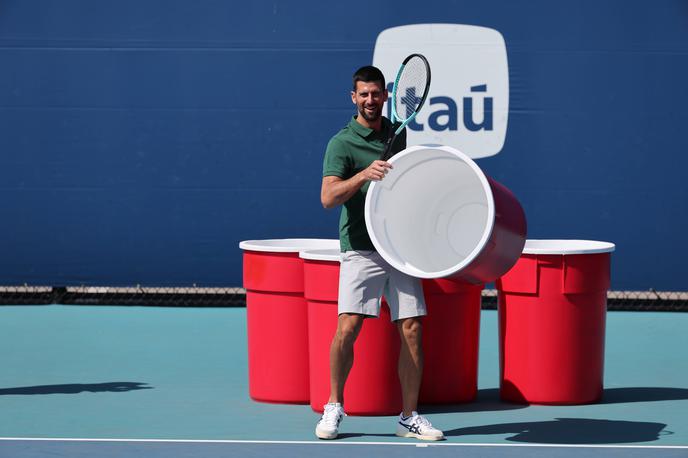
[396,411,444,441]
[315,403,346,440]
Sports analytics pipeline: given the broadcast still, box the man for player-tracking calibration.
[316,65,444,441]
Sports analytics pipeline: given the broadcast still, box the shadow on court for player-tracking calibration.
[0,382,152,395]
[336,433,397,439]
[601,387,688,404]
[421,389,527,414]
[445,418,671,444]
[422,387,688,414]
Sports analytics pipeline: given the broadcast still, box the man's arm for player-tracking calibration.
[321,160,392,209]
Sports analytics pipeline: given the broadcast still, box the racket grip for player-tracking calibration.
[380,137,394,161]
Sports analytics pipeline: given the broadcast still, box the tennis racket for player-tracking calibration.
[380,53,431,161]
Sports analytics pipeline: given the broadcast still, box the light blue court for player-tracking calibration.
[0,305,686,457]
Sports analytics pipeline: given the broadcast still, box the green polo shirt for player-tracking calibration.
[322,115,406,252]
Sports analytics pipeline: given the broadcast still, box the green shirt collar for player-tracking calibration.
[349,115,389,138]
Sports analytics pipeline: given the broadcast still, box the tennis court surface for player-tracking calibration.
[0,305,686,457]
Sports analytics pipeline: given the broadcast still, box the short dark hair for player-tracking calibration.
[352,65,386,91]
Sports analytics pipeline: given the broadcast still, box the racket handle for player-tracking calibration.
[380,137,394,161]
[381,122,402,161]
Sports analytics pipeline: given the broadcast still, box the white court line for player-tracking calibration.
[0,437,686,449]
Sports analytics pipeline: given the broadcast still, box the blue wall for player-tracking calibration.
[1,1,687,290]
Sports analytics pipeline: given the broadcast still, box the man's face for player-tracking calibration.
[351,81,388,123]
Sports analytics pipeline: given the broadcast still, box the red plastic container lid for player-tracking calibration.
[523,240,615,255]
[299,249,342,262]
[239,239,339,253]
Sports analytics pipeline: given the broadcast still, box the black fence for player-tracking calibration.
[479,289,688,312]
[1,286,686,311]
[0,286,244,307]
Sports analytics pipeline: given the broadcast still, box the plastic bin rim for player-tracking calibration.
[365,144,496,279]
[239,238,339,253]
[523,239,615,255]
[299,249,342,262]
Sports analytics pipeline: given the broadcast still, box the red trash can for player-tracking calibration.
[365,145,527,285]
[301,249,402,415]
[240,239,339,404]
[420,278,483,404]
[496,239,615,404]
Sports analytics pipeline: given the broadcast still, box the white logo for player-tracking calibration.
[373,24,509,159]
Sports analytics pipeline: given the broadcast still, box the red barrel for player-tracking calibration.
[420,278,483,404]
[302,249,402,415]
[365,145,526,285]
[240,239,339,404]
[496,239,615,404]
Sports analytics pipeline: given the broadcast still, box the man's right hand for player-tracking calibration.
[321,160,393,209]
[359,160,393,182]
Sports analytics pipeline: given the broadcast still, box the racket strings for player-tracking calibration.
[394,57,430,121]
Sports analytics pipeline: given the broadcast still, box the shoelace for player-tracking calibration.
[321,406,344,427]
[409,414,431,429]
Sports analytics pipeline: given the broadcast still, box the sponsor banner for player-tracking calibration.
[373,24,509,158]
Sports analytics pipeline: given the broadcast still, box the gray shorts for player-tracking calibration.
[338,250,427,321]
